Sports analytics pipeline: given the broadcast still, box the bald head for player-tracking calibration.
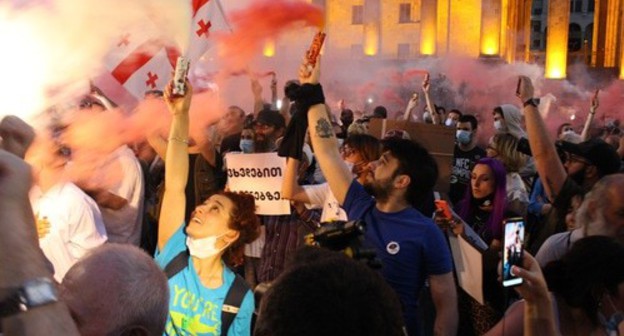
[60,244,169,336]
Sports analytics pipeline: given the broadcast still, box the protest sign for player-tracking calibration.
[225,152,290,215]
[368,119,454,193]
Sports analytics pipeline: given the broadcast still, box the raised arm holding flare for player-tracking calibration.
[580,90,599,141]
[302,56,457,336]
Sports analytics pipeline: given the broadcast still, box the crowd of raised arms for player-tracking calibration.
[1,50,624,336]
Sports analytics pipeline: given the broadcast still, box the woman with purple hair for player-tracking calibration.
[436,157,512,335]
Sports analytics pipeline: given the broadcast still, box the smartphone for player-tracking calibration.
[424,72,430,84]
[434,200,452,220]
[172,56,190,97]
[515,77,522,96]
[502,217,525,287]
[306,31,326,66]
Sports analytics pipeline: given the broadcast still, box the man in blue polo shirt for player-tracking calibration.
[295,59,458,336]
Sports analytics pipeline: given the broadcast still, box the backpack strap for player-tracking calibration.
[221,273,251,335]
[164,250,189,279]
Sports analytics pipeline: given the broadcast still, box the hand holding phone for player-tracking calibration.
[502,217,525,287]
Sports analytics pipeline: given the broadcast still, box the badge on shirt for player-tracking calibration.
[386,241,400,255]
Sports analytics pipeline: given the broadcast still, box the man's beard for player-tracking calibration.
[569,167,587,187]
[365,176,393,202]
[254,136,271,153]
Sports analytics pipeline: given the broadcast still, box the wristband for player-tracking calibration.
[523,98,539,108]
[295,84,325,112]
[169,136,189,144]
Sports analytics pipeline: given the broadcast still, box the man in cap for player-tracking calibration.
[517,76,621,254]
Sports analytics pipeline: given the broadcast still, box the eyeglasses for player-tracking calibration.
[254,123,274,131]
[566,153,591,165]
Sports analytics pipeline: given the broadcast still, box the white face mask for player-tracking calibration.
[186,233,228,259]
[445,118,456,127]
[423,112,432,123]
[494,120,505,132]
[343,160,357,177]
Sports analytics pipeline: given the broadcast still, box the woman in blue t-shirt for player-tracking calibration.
[156,80,260,335]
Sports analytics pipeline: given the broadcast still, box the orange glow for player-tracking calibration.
[481,38,499,56]
[545,50,566,78]
[364,24,378,56]
[545,0,569,79]
[263,39,275,57]
[420,0,437,55]
[480,0,501,56]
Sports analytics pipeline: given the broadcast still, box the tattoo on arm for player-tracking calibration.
[315,118,334,139]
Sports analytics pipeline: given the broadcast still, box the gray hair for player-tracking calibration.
[575,174,623,234]
[63,244,169,335]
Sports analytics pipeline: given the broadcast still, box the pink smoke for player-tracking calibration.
[217,0,324,72]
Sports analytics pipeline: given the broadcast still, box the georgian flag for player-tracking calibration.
[186,0,231,63]
[95,0,230,106]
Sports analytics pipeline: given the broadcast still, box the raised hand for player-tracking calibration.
[164,79,193,116]
[516,76,535,103]
[509,252,549,303]
[0,149,33,204]
[590,89,599,113]
[298,55,321,85]
[422,73,431,93]
[0,115,36,159]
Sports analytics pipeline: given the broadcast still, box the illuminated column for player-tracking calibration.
[545,0,570,78]
[363,0,380,56]
[500,0,509,58]
[420,0,437,55]
[480,0,501,56]
[520,0,532,62]
[592,0,622,67]
[620,0,624,78]
[503,0,518,63]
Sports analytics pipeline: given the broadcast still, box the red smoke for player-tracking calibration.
[217,0,324,71]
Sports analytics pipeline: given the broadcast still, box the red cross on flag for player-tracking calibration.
[95,0,229,107]
[186,0,231,64]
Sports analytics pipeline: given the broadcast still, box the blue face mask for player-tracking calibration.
[239,139,254,153]
[456,130,472,145]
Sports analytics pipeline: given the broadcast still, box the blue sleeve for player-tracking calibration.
[423,223,453,275]
[154,222,187,269]
[227,290,254,336]
[528,179,546,216]
[343,179,375,221]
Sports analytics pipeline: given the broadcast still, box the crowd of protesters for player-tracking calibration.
[1,50,624,336]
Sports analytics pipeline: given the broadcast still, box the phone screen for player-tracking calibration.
[502,218,525,287]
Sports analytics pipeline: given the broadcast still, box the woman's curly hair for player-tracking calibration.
[220,191,260,267]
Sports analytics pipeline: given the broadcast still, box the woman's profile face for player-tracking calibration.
[471,164,495,199]
[186,194,235,239]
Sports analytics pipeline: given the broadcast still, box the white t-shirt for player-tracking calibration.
[507,172,529,204]
[303,183,348,223]
[244,225,266,258]
[96,145,144,245]
[535,229,583,268]
[31,182,107,282]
